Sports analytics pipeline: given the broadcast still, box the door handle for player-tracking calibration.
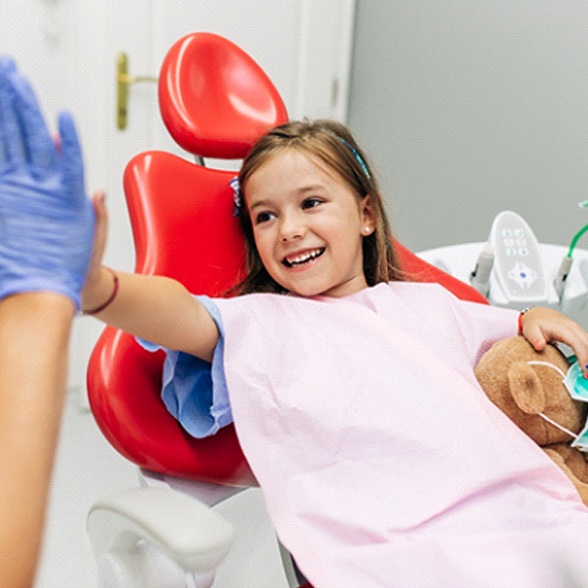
[116,52,158,130]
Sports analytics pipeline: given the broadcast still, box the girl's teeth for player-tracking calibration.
[285,249,323,266]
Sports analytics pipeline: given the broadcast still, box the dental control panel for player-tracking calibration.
[417,210,588,325]
[489,211,546,303]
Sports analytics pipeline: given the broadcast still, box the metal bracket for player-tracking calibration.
[116,52,158,130]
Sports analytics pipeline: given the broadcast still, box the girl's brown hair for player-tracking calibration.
[233,119,404,295]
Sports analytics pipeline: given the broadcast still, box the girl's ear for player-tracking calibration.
[360,194,376,235]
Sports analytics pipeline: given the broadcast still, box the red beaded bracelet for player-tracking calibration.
[518,307,532,335]
[83,269,119,315]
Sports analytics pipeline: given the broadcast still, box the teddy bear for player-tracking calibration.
[474,335,588,505]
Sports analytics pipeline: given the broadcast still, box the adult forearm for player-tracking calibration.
[0,293,75,588]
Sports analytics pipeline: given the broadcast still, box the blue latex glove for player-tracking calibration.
[0,57,94,310]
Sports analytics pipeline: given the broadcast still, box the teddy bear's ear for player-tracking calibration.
[507,362,546,414]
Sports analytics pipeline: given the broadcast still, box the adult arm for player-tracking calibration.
[0,293,75,587]
[0,57,95,586]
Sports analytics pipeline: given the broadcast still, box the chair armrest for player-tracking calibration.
[88,487,235,586]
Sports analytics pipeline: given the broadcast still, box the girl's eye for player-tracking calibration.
[302,197,323,210]
[255,211,276,224]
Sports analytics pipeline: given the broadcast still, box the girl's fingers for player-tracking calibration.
[92,190,108,264]
[83,190,108,289]
[522,307,588,376]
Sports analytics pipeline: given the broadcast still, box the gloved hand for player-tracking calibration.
[0,57,95,310]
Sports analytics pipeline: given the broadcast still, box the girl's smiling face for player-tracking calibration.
[245,149,375,298]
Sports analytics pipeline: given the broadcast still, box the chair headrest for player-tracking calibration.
[158,32,289,160]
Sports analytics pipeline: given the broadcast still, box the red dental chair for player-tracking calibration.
[86,32,487,588]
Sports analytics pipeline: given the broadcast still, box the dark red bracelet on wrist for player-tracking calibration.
[83,269,119,315]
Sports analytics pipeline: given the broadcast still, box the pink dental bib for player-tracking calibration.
[212,282,588,587]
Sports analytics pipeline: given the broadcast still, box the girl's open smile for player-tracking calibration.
[282,247,325,268]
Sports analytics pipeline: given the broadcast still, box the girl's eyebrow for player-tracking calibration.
[249,199,271,212]
[249,185,325,211]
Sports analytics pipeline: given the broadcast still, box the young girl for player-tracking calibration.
[81,119,588,587]
[4,56,588,585]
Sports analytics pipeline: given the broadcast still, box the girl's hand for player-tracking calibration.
[520,307,588,377]
[81,191,111,312]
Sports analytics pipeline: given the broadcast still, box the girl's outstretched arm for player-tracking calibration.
[520,306,588,377]
[82,192,219,362]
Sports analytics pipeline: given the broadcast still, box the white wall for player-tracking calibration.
[0,1,72,135]
[349,1,588,253]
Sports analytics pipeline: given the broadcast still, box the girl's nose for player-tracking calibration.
[279,214,305,242]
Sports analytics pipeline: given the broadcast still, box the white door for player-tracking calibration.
[69,0,356,396]
[1,0,355,394]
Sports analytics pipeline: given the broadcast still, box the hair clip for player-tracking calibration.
[338,137,371,179]
[230,176,241,216]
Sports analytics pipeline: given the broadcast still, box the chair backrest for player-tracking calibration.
[158,32,288,160]
[87,154,256,484]
[87,32,487,484]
